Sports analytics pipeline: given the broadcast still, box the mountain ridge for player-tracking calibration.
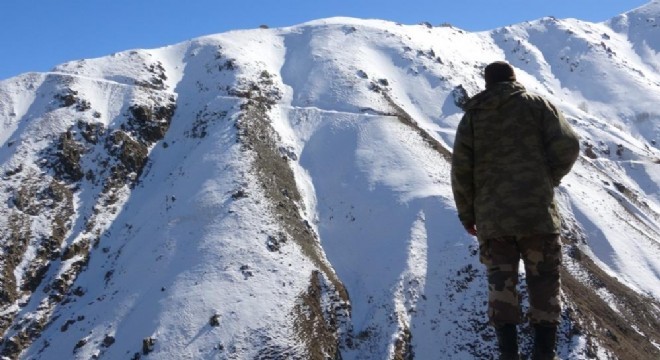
[0,2,659,359]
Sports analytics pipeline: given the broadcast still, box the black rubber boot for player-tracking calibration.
[533,324,559,360]
[495,324,520,360]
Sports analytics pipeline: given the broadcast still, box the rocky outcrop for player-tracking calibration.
[0,76,176,358]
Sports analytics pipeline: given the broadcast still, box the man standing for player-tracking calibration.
[450,61,579,360]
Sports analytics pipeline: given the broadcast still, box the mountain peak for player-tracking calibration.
[1,5,659,360]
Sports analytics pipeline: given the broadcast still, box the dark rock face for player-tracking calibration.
[54,131,85,182]
[126,100,176,144]
[106,130,149,181]
[0,67,177,357]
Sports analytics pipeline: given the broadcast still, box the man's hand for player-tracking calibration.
[464,223,477,236]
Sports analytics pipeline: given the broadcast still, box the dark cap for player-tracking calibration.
[484,61,516,88]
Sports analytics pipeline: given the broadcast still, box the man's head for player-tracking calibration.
[484,61,516,88]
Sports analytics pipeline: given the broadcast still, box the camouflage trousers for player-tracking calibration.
[479,234,562,326]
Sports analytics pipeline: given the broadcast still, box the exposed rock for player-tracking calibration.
[233,70,348,301]
[142,337,156,355]
[585,143,598,159]
[0,213,31,306]
[73,337,88,352]
[54,89,79,108]
[292,271,349,360]
[77,120,105,144]
[616,144,624,157]
[125,98,176,145]
[209,314,221,327]
[106,130,148,180]
[61,239,91,261]
[560,241,660,359]
[54,131,84,182]
[451,84,470,110]
[102,335,116,348]
[393,327,414,360]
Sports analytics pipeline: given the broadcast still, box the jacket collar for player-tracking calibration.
[465,82,526,111]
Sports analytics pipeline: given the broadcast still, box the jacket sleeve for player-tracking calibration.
[541,101,580,186]
[451,112,476,227]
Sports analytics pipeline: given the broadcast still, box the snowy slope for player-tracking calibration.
[1,1,659,359]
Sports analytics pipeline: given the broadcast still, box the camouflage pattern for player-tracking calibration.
[482,234,562,326]
[450,81,580,240]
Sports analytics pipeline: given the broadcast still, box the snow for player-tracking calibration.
[0,2,659,359]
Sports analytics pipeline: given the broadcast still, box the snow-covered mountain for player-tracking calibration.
[1,1,659,359]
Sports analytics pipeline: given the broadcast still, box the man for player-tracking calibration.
[450,61,580,360]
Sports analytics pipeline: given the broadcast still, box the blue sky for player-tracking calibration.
[0,0,650,80]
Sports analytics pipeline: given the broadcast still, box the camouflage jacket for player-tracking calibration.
[450,82,579,240]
